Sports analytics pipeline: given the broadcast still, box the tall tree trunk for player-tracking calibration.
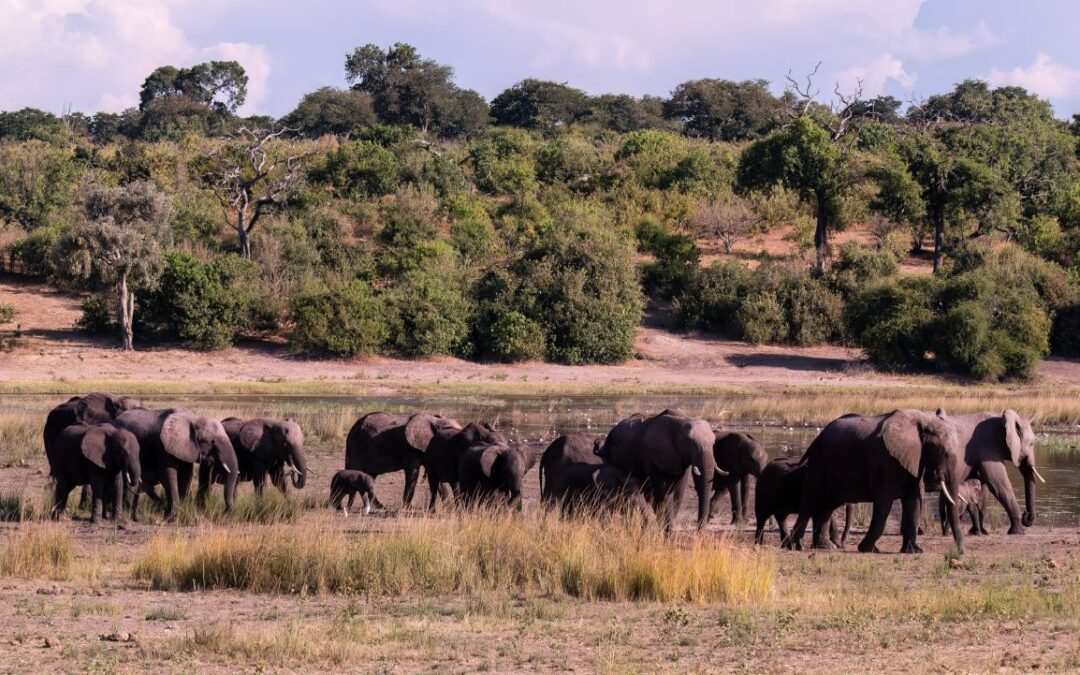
[932,205,946,273]
[813,192,829,275]
[117,271,134,352]
[237,206,251,260]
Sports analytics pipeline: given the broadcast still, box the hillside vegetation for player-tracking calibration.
[2,44,1080,380]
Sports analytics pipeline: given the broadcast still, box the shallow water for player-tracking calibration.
[4,392,1078,527]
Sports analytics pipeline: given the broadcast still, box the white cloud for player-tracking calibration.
[835,54,917,98]
[897,22,999,62]
[0,0,271,114]
[987,53,1080,99]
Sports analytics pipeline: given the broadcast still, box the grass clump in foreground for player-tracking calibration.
[138,489,312,526]
[0,524,74,578]
[133,509,774,603]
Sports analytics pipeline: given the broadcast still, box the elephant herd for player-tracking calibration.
[39,393,1044,556]
[42,393,307,523]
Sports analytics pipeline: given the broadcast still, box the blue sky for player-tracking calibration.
[2,0,1079,119]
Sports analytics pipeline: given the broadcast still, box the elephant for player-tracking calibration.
[113,408,238,521]
[594,410,717,531]
[542,459,653,521]
[43,392,143,509]
[422,422,507,509]
[787,409,967,554]
[197,417,307,501]
[939,477,988,536]
[329,470,383,516]
[754,456,851,546]
[709,431,767,525]
[47,423,141,523]
[538,433,602,501]
[935,409,1044,534]
[458,442,538,508]
[344,412,463,508]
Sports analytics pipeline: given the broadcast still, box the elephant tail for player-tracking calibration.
[538,463,545,499]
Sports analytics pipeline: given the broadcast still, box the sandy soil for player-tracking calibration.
[6,275,1080,391]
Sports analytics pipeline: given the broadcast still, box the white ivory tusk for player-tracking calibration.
[220,464,231,475]
[692,466,702,477]
[1032,467,1046,484]
[714,467,730,476]
[940,481,956,506]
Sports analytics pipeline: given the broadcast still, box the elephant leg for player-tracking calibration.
[775,514,791,544]
[827,512,841,548]
[51,481,72,520]
[858,498,891,554]
[729,479,744,525]
[427,472,440,511]
[89,476,105,524]
[196,463,211,507]
[982,462,1024,534]
[78,484,91,511]
[253,471,267,497]
[740,478,750,524]
[786,510,810,551]
[811,506,837,550]
[111,473,124,522]
[754,512,769,544]
[163,466,181,522]
[840,504,852,547]
[899,490,922,554]
[402,464,421,509]
[708,485,726,524]
[361,492,372,516]
[940,493,950,536]
[131,490,141,522]
[176,463,193,502]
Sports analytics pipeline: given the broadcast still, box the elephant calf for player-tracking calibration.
[48,423,141,523]
[710,431,767,525]
[544,461,653,521]
[330,470,383,516]
[754,457,850,547]
[458,443,538,508]
[939,478,988,536]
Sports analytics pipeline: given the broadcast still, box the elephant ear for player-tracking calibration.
[881,410,922,478]
[479,446,503,477]
[80,427,110,470]
[1002,409,1023,466]
[404,415,436,452]
[160,412,203,464]
[239,420,266,455]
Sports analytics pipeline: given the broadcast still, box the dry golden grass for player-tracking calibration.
[0,523,74,578]
[134,509,774,603]
[0,411,40,464]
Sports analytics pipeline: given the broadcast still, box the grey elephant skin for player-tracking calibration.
[113,408,239,521]
[539,434,652,519]
[710,431,768,525]
[788,409,967,554]
[48,423,141,523]
[198,417,307,500]
[329,469,383,516]
[936,409,1043,533]
[458,442,538,507]
[344,412,463,508]
[754,456,851,546]
[422,422,507,509]
[43,392,142,508]
[939,477,988,536]
[596,410,717,530]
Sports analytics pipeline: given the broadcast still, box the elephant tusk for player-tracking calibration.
[714,467,730,476]
[692,466,702,477]
[958,494,967,505]
[220,464,231,475]
[1032,467,1046,484]
[939,481,956,506]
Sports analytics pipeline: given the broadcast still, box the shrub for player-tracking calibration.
[384,266,474,358]
[76,293,113,334]
[481,309,545,362]
[637,219,700,298]
[829,241,899,297]
[672,261,751,333]
[845,277,938,371]
[536,134,606,192]
[375,186,444,276]
[0,303,15,325]
[470,128,539,196]
[735,293,786,344]
[289,280,387,356]
[315,140,400,199]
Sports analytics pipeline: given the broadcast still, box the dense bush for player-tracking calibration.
[76,293,113,334]
[289,279,387,356]
[315,140,400,198]
[636,217,700,298]
[672,260,751,332]
[478,309,546,363]
[384,265,474,358]
[829,241,899,297]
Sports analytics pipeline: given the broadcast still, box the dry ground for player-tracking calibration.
[2,448,1079,674]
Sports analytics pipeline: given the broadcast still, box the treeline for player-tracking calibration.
[1,43,1080,380]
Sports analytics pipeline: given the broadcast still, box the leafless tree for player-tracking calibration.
[783,62,864,140]
[199,126,310,259]
[690,197,763,254]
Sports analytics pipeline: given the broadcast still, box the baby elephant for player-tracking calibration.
[755,456,851,547]
[544,461,654,521]
[458,443,537,508]
[939,478,988,536]
[48,423,141,523]
[329,470,384,516]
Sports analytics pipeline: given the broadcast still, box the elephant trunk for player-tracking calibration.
[216,444,239,512]
[288,448,307,490]
[1021,462,1037,527]
[945,492,964,554]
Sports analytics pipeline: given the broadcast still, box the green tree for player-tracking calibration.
[281,87,376,137]
[583,94,669,132]
[0,108,68,144]
[664,79,780,141]
[490,79,590,131]
[51,181,173,350]
[737,117,846,273]
[139,61,248,113]
[0,141,79,230]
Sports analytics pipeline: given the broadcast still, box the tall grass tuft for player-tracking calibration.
[139,489,309,526]
[0,524,74,578]
[134,509,774,603]
[0,412,41,465]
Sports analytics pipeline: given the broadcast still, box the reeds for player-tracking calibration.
[134,508,775,603]
[0,523,74,578]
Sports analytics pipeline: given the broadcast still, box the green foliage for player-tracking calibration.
[289,279,387,356]
[664,79,780,141]
[672,260,751,333]
[76,294,113,334]
[470,128,539,196]
[490,79,589,131]
[636,218,700,298]
[0,303,14,325]
[375,186,445,275]
[481,309,546,362]
[384,265,474,358]
[140,252,267,350]
[281,88,376,137]
[316,140,400,198]
[0,141,80,230]
[0,109,68,144]
[829,241,899,297]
